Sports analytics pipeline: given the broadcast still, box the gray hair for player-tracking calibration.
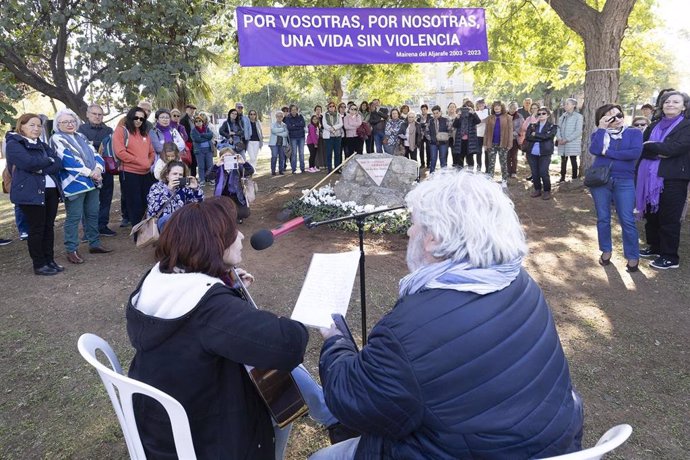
[565,98,578,108]
[53,108,81,132]
[405,169,527,268]
[508,101,519,110]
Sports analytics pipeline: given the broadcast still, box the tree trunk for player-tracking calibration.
[546,0,637,176]
[579,34,621,173]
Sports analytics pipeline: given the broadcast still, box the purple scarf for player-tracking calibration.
[156,123,173,143]
[635,115,684,218]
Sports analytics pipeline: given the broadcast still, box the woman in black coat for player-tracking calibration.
[524,107,558,200]
[452,106,481,168]
[5,113,64,275]
[637,90,690,269]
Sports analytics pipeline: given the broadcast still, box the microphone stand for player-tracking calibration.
[307,205,406,346]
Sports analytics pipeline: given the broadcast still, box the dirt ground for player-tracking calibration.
[0,155,688,459]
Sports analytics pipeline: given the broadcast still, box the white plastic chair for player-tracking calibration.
[538,424,633,459]
[77,333,197,460]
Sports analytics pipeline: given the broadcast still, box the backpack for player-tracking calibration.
[2,164,14,194]
[99,127,129,174]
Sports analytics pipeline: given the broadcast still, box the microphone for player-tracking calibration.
[250,216,312,250]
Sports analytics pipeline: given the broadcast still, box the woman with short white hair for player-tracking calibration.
[50,109,111,264]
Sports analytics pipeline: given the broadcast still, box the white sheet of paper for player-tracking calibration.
[290,250,360,328]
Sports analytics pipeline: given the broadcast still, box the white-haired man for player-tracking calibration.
[312,169,584,459]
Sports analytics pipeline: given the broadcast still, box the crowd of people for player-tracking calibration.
[1,88,689,459]
[2,90,690,275]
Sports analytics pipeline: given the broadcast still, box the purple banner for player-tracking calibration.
[236,7,488,67]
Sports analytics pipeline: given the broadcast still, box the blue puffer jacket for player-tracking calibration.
[284,113,306,139]
[5,133,63,206]
[320,269,583,459]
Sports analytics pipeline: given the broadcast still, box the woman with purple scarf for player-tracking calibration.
[150,109,187,157]
[589,104,643,272]
[637,91,690,270]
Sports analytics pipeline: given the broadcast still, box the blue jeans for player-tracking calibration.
[290,137,305,172]
[325,137,342,172]
[270,145,287,173]
[195,149,214,183]
[310,437,361,459]
[373,131,385,153]
[274,365,337,459]
[64,189,101,252]
[429,143,449,173]
[527,154,552,192]
[590,177,639,260]
[14,205,29,235]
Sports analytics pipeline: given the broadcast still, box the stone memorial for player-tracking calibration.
[333,153,418,207]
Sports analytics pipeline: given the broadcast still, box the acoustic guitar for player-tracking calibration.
[229,268,309,428]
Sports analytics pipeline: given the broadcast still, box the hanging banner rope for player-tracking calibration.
[236,7,489,67]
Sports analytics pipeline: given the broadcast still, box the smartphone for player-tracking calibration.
[178,177,187,188]
[607,116,617,123]
[224,154,239,170]
[331,313,359,350]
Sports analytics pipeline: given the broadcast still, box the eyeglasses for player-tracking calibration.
[537,112,548,116]
[633,123,648,127]
[132,116,146,122]
[172,114,181,118]
[58,120,77,125]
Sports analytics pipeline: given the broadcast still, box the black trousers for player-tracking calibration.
[560,156,579,179]
[307,143,317,168]
[476,137,484,169]
[644,179,689,263]
[19,188,59,268]
[98,171,114,229]
[344,137,363,157]
[121,171,155,226]
[452,139,474,168]
[419,137,431,167]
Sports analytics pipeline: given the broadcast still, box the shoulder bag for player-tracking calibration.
[130,193,174,248]
[583,161,612,188]
[241,168,257,204]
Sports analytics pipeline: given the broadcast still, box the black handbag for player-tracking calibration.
[583,162,612,187]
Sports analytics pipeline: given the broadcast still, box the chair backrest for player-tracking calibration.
[537,424,633,460]
[77,333,197,460]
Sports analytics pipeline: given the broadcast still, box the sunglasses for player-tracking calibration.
[172,114,181,118]
[610,112,624,120]
[633,123,648,127]
[537,112,548,116]
[132,116,146,122]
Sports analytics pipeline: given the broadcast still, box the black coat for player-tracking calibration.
[642,117,690,180]
[524,121,557,156]
[452,112,481,155]
[5,133,63,206]
[127,275,308,460]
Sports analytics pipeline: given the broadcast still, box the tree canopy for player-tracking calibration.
[0,0,221,120]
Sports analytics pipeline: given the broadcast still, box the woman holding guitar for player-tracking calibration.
[126,196,335,459]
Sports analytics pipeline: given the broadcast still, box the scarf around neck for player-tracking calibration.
[156,123,173,143]
[649,114,684,143]
[399,257,523,298]
[52,131,97,169]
